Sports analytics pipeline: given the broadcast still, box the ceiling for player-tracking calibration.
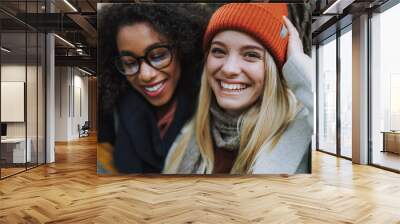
[0,0,395,75]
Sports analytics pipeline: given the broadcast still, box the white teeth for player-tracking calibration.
[220,81,247,91]
[144,82,163,92]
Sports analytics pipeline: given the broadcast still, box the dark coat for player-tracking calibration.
[112,87,196,173]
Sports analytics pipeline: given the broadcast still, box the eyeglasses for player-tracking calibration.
[114,45,173,76]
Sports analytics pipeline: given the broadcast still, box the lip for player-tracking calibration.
[142,80,164,87]
[141,80,167,97]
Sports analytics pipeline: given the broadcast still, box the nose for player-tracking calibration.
[138,60,158,82]
[221,54,241,78]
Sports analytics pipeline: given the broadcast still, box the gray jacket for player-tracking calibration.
[252,53,314,174]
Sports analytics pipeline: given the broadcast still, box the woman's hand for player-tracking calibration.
[281,15,313,100]
[283,16,304,59]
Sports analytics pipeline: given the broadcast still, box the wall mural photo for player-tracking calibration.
[97,2,314,175]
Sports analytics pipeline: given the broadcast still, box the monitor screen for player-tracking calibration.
[1,123,7,137]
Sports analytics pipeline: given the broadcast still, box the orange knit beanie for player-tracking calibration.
[203,3,289,70]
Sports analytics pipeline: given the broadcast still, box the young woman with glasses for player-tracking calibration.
[97,4,212,173]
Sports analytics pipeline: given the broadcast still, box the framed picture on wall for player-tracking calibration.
[1,81,25,122]
[97,2,313,175]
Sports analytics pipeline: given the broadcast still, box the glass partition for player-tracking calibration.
[0,1,46,179]
[370,3,400,171]
[1,30,28,177]
[317,35,337,155]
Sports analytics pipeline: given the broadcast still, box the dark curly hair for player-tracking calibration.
[98,3,213,112]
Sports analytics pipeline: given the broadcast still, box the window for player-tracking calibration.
[340,28,352,158]
[318,36,337,155]
[370,2,400,171]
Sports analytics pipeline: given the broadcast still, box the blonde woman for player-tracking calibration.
[163,3,313,174]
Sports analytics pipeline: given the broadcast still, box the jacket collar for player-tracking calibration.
[118,88,194,169]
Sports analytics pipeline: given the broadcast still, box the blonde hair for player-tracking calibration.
[164,51,298,174]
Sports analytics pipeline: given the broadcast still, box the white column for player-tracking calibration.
[46,1,55,163]
[311,45,317,151]
[352,14,369,164]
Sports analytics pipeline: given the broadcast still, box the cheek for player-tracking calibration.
[253,70,265,88]
[248,66,265,96]
[206,63,219,90]
[126,76,139,90]
[205,56,221,75]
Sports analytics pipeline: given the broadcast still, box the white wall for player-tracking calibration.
[55,66,69,141]
[72,72,89,137]
[1,64,37,138]
[54,66,89,141]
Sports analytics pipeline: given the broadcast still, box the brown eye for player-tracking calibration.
[147,47,172,68]
[244,51,262,61]
[148,47,170,61]
[210,47,226,58]
[122,60,137,67]
[120,56,136,64]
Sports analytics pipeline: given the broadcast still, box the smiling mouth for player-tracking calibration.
[144,82,164,92]
[218,80,248,93]
[142,80,166,97]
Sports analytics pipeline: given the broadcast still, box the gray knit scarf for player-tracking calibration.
[210,103,241,151]
[176,102,241,173]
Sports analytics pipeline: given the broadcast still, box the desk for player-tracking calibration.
[381,131,400,154]
[1,138,31,163]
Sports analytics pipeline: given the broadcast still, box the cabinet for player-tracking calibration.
[0,138,32,164]
[382,132,400,154]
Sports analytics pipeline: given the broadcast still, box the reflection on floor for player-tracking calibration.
[0,167,25,178]
[373,150,400,171]
[0,163,40,178]
[341,147,352,159]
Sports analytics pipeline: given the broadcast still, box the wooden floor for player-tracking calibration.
[1,167,26,178]
[1,135,400,223]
